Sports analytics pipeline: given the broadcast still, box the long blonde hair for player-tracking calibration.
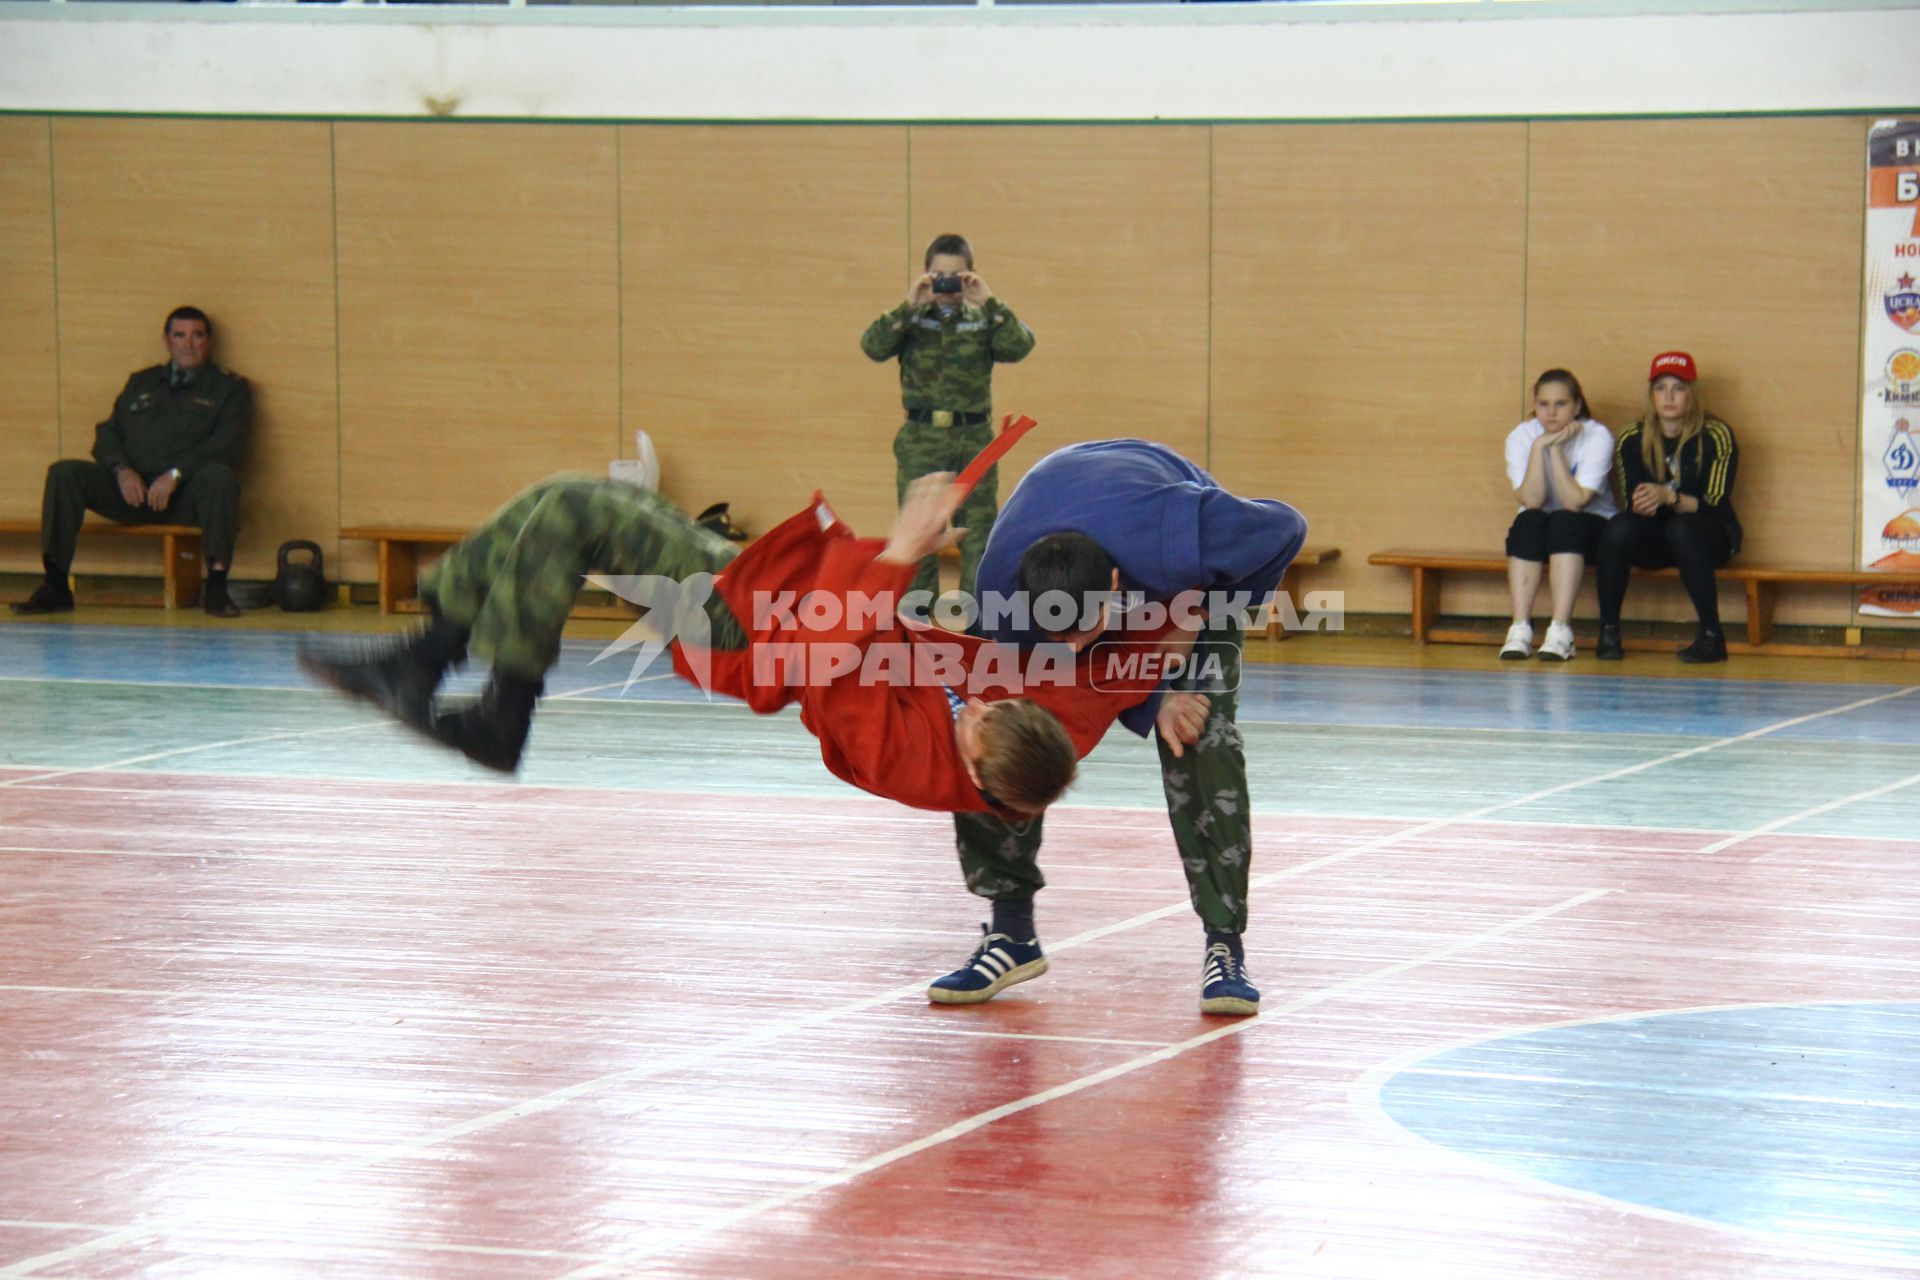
[1638,380,1707,483]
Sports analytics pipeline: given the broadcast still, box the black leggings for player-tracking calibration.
[1596,512,1733,628]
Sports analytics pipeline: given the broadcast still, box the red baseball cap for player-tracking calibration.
[1648,351,1698,382]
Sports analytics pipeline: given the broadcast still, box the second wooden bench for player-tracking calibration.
[1367,549,1920,659]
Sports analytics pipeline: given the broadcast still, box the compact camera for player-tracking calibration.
[931,276,964,294]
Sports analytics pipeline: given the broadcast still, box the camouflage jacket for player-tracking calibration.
[92,362,251,480]
[860,298,1035,414]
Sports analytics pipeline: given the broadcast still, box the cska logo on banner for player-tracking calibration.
[1890,274,1920,332]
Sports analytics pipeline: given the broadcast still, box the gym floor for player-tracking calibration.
[1,611,1915,1278]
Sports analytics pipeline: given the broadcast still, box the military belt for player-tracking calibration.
[905,409,988,428]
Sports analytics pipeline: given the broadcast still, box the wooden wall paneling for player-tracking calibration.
[335,121,620,571]
[907,125,1211,492]
[1526,116,1870,628]
[1210,123,1530,618]
[620,125,908,540]
[46,118,337,585]
[0,118,59,576]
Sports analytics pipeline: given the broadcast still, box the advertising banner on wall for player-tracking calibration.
[1861,118,1920,618]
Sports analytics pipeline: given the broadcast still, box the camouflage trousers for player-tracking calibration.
[423,476,746,681]
[952,617,1252,934]
[893,419,997,600]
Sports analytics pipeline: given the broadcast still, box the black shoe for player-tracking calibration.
[1677,628,1728,664]
[297,636,441,731]
[10,582,75,615]
[202,582,242,618]
[1595,623,1624,661]
[1199,942,1261,1017]
[426,683,536,774]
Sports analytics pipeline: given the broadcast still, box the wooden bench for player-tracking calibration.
[0,518,203,609]
[1367,549,1920,659]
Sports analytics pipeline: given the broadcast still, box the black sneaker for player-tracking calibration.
[297,636,440,731]
[202,582,242,618]
[1677,628,1728,664]
[10,582,75,616]
[426,682,536,773]
[1595,624,1624,661]
[927,925,1048,1005]
[1200,942,1260,1017]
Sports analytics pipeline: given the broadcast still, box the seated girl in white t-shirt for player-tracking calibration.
[1500,369,1618,661]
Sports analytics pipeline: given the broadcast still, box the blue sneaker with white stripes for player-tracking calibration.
[927,925,1049,1005]
[1200,942,1260,1016]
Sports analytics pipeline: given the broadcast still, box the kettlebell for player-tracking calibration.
[276,540,328,613]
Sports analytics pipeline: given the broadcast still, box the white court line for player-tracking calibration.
[0,674,341,694]
[0,988,1174,1053]
[0,721,379,790]
[0,673,669,791]
[842,1025,1175,1049]
[554,888,1613,1278]
[1703,768,1920,858]
[1009,684,1920,954]
[0,687,1908,1275]
[0,1220,608,1265]
[7,666,1914,735]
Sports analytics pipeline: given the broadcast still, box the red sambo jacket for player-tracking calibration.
[671,495,1166,814]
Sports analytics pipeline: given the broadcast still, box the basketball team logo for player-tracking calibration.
[1886,349,1920,405]
[1886,419,1920,493]
[1867,507,1920,609]
[1888,274,1920,333]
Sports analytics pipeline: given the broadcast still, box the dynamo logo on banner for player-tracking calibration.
[1886,420,1920,494]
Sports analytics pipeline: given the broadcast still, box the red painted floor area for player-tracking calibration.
[1,771,1916,1278]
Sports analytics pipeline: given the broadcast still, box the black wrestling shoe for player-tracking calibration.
[202,582,242,618]
[928,926,1048,1005]
[1677,628,1728,664]
[297,636,441,731]
[1199,942,1260,1017]
[425,675,540,774]
[1595,624,1624,661]
[10,582,75,615]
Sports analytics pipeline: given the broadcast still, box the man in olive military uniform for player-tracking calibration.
[861,233,1034,605]
[12,306,251,618]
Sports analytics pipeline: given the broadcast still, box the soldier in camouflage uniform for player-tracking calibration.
[861,233,1034,603]
[13,306,251,618]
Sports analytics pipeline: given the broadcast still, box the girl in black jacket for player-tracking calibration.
[1596,351,1742,663]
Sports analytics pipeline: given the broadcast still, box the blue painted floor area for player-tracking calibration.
[1377,1003,1920,1261]
[1,625,1915,838]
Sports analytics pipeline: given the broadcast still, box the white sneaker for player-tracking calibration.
[1537,621,1576,662]
[1499,621,1534,660]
